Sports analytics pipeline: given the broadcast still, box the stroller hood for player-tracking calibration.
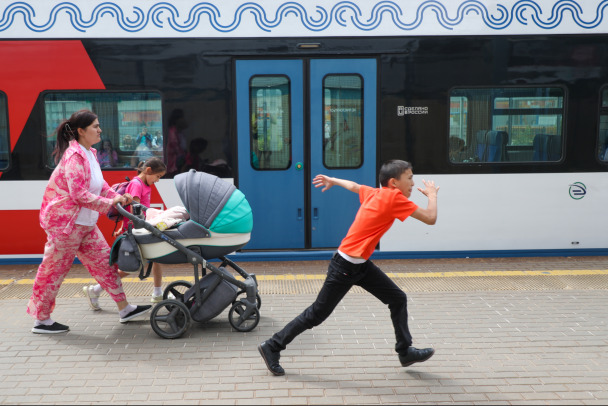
[174,170,253,233]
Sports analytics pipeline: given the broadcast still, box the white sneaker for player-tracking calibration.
[151,294,163,303]
[83,285,101,311]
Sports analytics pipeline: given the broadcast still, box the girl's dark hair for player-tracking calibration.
[137,156,167,175]
[52,109,98,164]
[378,159,412,187]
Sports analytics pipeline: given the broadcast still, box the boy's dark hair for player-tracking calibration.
[379,160,412,187]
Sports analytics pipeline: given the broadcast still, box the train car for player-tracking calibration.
[1,0,607,263]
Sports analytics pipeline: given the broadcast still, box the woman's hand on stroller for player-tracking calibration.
[112,193,133,207]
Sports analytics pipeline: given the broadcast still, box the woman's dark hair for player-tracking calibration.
[378,159,412,187]
[136,156,167,175]
[52,109,98,164]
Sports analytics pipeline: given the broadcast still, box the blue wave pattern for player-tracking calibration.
[1,0,607,34]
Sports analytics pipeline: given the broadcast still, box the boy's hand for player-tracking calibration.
[312,174,334,192]
[417,179,439,198]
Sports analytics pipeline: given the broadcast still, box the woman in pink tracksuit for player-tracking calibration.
[27,109,151,334]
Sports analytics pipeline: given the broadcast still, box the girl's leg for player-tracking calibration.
[76,226,127,307]
[88,270,129,296]
[27,229,83,321]
[152,263,163,288]
[151,263,163,301]
[77,226,151,322]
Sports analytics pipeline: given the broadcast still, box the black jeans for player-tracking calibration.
[269,253,413,355]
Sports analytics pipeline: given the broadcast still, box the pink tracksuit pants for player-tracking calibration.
[27,224,126,320]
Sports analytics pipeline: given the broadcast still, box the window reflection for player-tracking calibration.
[449,87,564,163]
[43,93,163,169]
[249,76,291,170]
[599,88,608,161]
[323,75,363,168]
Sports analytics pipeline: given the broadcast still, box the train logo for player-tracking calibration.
[569,182,587,200]
[397,106,429,116]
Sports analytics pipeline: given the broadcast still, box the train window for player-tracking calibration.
[43,92,163,169]
[598,88,608,162]
[323,75,363,169]
[249,75,291,170]
[449,87,564,163]
[0,92,8,170]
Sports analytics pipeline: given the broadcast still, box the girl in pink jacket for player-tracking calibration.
[28,109,151,334]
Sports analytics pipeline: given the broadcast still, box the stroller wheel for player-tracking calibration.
[228,300,260,332]
[235,291,262,310]
[163,280,193,303]
[150,299,192,339]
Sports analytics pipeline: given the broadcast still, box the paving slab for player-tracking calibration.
[1,257,607,405]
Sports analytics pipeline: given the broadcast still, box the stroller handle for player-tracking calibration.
[115,202,147,229]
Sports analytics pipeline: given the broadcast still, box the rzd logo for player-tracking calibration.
[569,182,586,200]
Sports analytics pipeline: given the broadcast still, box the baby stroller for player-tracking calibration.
[111,169,260,339]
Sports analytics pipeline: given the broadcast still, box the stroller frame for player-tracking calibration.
[116,203,260,339]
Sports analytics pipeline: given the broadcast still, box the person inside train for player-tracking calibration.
[27,109,151,334]
[449,136,466,162]
[97,139,119,168]
[135,126,152,147]
[181,137,208,172]
[258,159,439,375]
[166,108,188,177]
[121,134,136,151]
[131,132,156,167]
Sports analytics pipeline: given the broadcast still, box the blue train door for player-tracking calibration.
[236,59,376,249]
[309,59,377,247]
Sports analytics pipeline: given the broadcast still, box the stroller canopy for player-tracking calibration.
[174,170,253,234]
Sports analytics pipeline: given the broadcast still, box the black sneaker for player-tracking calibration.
[119,305,152,323]
[31,322,69,334]
[399,347,435,367]
[258,340,285,376]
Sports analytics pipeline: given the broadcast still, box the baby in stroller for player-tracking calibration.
[111,170,260,338]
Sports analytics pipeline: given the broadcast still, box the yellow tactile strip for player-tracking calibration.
[0,269,607,299]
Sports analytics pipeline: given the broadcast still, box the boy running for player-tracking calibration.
[258,159,439,375]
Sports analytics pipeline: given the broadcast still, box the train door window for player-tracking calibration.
[323,75,363,168]
[43,92,163,169]
[598,87,608,162]
[249,75,291,170]
[0,92,8,170]
[449,87,564,163]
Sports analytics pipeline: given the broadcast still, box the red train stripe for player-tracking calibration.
[0,40,105,152]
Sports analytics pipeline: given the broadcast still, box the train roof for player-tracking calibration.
[0,0,605,39]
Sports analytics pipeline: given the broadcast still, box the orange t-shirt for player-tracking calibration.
[338,185,419,260]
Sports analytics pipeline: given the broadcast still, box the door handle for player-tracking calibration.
[313,207,318,220]
[297,208,303,220]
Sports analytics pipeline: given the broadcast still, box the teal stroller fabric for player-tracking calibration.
[174,170,253,234]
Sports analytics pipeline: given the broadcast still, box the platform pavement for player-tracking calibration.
[3,254,608,280]
[1,256,607,405]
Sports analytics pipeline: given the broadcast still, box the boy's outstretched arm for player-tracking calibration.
[410,179,439,225]
[313,174,360,193]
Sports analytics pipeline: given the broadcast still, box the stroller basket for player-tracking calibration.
[112,170,260,339]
